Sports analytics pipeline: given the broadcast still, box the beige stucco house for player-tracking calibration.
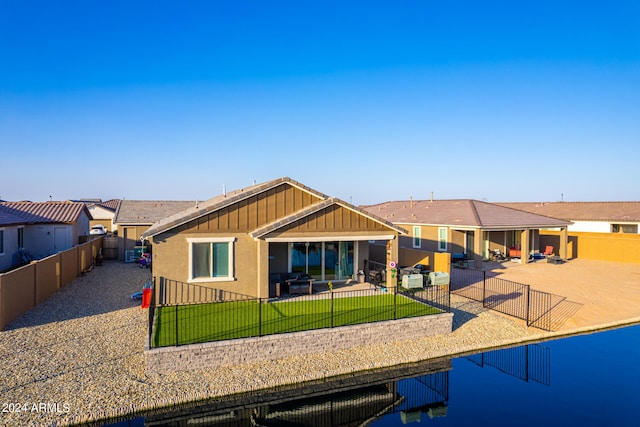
[141,177,407,299]
[113,199,197,261]
[496,201,640,264]
[362,199,572,267]
[87,199,120,233]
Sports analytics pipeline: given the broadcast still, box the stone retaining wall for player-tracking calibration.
[146,312,453,374]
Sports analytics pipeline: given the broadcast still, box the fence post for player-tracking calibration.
[393,287,397,320]
[525,285,530,326]
[330,292,334,328]
[482,270,487,307]
[148,278,156,349]
[259,298,263,337]
[175,304,179,347]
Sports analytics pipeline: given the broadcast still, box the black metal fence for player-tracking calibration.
[449,268,565,331]
[148,280,451,348]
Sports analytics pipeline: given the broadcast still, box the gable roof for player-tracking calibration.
[142,177,406,238]
[114,200,197,225]
[0,201,92,225]
[496,202,640,222]
[90,199,121,212]
[362,199,571,230]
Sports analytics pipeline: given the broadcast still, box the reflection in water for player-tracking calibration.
[102,343,549,426]
[464,343,551,386]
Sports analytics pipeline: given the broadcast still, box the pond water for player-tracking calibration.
[106,322,640,426]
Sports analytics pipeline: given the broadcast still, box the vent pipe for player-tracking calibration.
[430,192,434,202]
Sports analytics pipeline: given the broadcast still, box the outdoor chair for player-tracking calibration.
[543,246,554,256]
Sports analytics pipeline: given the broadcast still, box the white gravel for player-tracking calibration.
[0,261,635,426]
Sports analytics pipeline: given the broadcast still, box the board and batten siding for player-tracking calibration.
[177,184,323,234]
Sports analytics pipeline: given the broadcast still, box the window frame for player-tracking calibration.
[187,237,236,283]
[17,227,24,249]
[438,227,447,251]
[412,226,421,248]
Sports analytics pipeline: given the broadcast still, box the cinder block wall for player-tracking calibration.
[146,312,453,374]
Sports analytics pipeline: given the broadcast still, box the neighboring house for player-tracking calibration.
[496,202,640,234]
[362,199,572,266]
[86,199,121,233]
[0,201,93,270]
[0,206,27,271]
[113,199,197,261]
[141,177,406,299]
[496,202,640,264]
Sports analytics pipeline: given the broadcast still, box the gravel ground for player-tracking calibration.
[1,260,638,426]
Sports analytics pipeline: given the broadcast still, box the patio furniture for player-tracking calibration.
[543,246,554,256]
[272,272,314,295]
[547,255,563,265]
[269,273,282,298]
[509,246,522,258]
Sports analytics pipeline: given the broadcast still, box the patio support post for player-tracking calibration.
[559,226,568,259]
[386,236,399,286]
[473,228,483,268]
[520,228,530,264]
[256,239,269,299]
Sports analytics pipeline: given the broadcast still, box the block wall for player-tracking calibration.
[146,312,453,374]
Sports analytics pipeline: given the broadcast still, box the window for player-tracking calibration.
[438,227,447,251]
[413,226,421,248]
[0,229,4,254]
[188,237,235,282]
[18,227,24,248]
[611,224,638,234]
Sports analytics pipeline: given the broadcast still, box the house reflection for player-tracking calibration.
[103,343,550,426]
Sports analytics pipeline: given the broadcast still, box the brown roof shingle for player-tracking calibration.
[362,199,570,229]
[114,200,197,224]
[496,202,640,222]
[0,201,91,224]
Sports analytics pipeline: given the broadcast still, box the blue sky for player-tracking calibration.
[1,1,639,205]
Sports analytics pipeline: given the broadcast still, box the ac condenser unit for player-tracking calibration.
[428,271,450,286]
[402,274,424,289]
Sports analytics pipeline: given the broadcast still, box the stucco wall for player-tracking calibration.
[151,231,259,297]
[398,224,440,252]
[0,226,20,271]
[146,312,454,374]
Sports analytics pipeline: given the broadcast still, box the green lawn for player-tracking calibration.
[152,293,442,347]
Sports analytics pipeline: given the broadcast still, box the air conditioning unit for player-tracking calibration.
[402,274,423,289]
[428,271,450,286]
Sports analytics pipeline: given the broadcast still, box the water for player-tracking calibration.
[106,323,640,426]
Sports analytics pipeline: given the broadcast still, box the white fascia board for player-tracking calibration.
[264,234,397,242]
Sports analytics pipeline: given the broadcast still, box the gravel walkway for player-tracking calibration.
[1,261,638,426]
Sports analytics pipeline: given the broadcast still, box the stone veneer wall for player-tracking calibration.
[146,312,453,374]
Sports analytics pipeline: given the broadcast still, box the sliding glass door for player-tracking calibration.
[289,241,354,281]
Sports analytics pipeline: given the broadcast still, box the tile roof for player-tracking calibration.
[143,177,406,238]
[0,205,28,226]
[0,201,92,225]
[362,199,571,229]
[93,199,121,212]
[114,200,197,224]
[496,202,640,222]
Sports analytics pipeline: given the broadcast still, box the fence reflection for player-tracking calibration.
[116,342,550,426]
